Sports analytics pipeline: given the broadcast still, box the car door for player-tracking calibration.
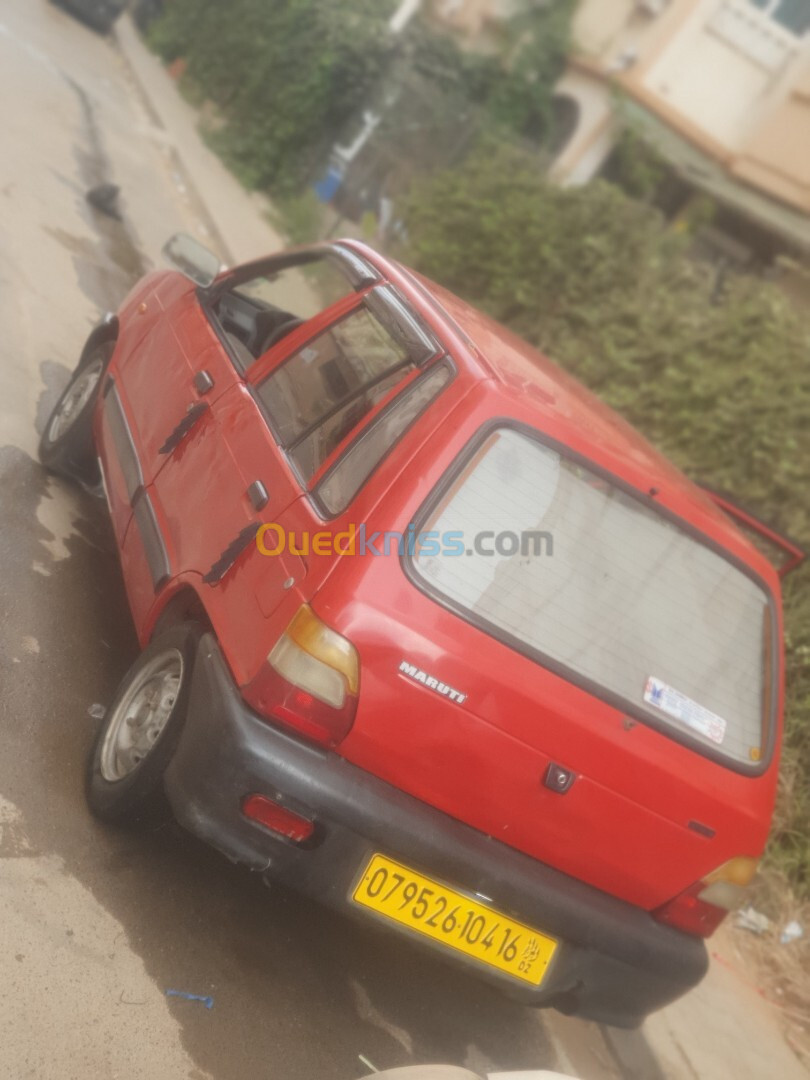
[148,293,372,682]
[131,253,379,677]
[171,281,444,686]
[115,282,240,487]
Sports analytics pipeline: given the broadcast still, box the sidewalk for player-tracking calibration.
[111,18,808,1080]
[616,924,808,1080]
[114,13,285,266]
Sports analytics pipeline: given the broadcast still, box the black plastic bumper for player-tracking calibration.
[163,635,708,1027]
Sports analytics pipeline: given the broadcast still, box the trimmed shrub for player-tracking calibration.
[149,0,397,192]
[401,143,810,892]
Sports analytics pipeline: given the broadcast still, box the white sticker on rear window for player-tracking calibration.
[644,677,727,745]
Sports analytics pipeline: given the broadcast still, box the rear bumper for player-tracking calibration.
[164,635,708,1027]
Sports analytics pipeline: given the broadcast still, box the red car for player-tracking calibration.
[41,235,802,1027]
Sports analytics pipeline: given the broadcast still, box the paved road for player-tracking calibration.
[0,4,625,1078]
[8,6,804,1080]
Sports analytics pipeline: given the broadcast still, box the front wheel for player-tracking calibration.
[39,341,112,485]
[86,623,202,826]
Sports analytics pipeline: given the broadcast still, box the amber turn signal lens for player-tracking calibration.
[704,857,760,888]
[268,605,360,708]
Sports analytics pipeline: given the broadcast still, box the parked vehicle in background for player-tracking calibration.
[48,0,128,34]
[40,233,802,1027]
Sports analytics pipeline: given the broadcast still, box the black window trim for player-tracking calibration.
[209,243,380,304]
[365,284,441,367]
[401,417,780,778]
[198,244,381,374]
[251,285,445,487]
[285,358,415,457]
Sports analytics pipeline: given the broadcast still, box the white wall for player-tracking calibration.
[548,69,617,184]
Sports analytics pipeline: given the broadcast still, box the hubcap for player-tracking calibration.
[47,358,104,444]
[99,649,184,782]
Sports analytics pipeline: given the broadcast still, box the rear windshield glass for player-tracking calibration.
[411,428,772,767]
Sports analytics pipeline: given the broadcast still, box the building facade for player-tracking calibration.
[430,0,810,252]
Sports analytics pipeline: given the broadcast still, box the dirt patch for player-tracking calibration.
[726,871,810,1068]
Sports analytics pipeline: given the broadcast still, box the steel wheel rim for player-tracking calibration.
[99,649,184,782]
[47,358,103,444]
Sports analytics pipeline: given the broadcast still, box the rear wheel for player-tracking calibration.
[86,623,202,826]
[39,341,112,485]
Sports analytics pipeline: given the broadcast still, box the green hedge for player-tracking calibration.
[147,0,575,194]
[400,143,810,892]
[149,0,396,192]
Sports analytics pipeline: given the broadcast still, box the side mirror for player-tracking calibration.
[162,233,221,288]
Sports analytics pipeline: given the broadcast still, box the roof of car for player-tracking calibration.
[343,242,779,590]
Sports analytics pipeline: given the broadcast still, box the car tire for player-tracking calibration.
[39,340,112,486]
[86,623,202,827]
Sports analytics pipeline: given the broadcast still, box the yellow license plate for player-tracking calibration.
[352,854,557,986]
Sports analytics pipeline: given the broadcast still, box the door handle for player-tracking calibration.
[247,481,269,511]
[159,402,209,455]
[194,370,214,395]
[203,524,260,585]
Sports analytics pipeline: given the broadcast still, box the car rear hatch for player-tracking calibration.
[335,425,779,911]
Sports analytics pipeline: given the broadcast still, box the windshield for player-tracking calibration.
[412,427,773,768]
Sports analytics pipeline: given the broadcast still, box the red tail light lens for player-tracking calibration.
[242,794,315,843]
[243,605,360,748]
[654,882,729,938]
[245,664,358,747]
[654,857,760,938]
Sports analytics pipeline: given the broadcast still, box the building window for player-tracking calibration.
[748,0,810,36]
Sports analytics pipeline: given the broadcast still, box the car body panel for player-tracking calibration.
[89,239,784,999]
[310,386,777,909]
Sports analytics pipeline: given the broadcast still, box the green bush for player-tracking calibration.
[404,0,574,144]
[149,0,396,192]
[147,0,575,196]
[484,0,576,142]
[400,142,810,892]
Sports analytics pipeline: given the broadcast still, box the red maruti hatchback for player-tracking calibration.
[40,236,802,1027]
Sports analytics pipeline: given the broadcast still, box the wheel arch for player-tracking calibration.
[146,583,214,643]
[78,315,120,372]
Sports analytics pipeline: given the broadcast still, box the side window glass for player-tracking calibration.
[316,363,453,516]
[214,255,356,364]
[256,306,414,483]
[235,258,352,320]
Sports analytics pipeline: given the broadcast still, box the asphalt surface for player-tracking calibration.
[0,4,616,1078]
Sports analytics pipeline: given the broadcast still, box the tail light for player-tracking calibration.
[243,605,360,748]
[654,857,760,937]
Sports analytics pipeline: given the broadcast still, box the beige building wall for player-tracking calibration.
[423,0,810,221]
[559,0,810,218]
[731,61,810,208]
[573,0,637,56]
[426,0,525,46]
[427,0,491,38]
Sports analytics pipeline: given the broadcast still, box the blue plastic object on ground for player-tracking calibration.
[165,989,214,1009]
